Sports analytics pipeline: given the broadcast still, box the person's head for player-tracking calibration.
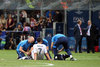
[28,37,35,43]
[25,23,30,26]
[87,20,92,26]
[37,37,43,44]
[1,14,4,19]
[39,16,43,21]
[56,10,60,14]
[17,24,21,29]
[77,20,82,25]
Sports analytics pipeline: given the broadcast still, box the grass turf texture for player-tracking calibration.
[0,50,100,67]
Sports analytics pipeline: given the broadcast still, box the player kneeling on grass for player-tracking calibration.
[16,37,35,60]
[51,34,77,61]
[31,37,51,60]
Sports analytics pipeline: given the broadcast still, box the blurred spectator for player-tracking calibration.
[0,31,2,46]
[46,10,55,18]
[16,22,23,28]
[20,10,27,25]
[6,14,15,30]
[0,23,3,31]
[23,23,31,32]
[14,24,23,32]
[54,11,63,22]
[30,17,37,31]
[46,13,53,28]
[12,11,17,19]
[0,14,7,30]
[20,32,29,41]
[9,37,16,50]
[37,17,44,31]
[36,11,40,20]
[4,32,12,49]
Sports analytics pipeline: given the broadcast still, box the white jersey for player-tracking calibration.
[31,44,47,60]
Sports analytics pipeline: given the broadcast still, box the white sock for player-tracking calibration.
[70,55,73,58]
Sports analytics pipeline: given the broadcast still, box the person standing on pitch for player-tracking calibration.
[86,20,97,53]
[16,37,35,59]
[51,34,76,61]
[74,20,83,53]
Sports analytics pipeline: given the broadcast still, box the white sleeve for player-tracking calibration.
[44,45,48,54]
[33,45,37,53]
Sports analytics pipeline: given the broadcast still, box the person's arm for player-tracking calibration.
[28,47,33,56]
[26,47,31,55]
[45,45,51,60]
[34,53,37,60]
[51,42,54,53]
[33,45,38,60]
[45,53,51,60]
[51,42,54,50]
[58,47,64,53]
[51,36,55,50]
[19,46,28,55]
[46,46,49,51]
[10,23,15,28]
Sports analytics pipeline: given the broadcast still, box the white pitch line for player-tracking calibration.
[0,59,54,67]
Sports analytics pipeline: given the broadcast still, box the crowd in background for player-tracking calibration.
[0,10,63,32]
[0,10,63,49]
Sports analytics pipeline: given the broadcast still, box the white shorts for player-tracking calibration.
[31,50,44,60]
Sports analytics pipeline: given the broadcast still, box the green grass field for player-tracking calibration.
[0,50,100,67]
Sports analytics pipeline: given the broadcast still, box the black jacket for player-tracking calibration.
[86,24,98,40]
[74,24,82,39]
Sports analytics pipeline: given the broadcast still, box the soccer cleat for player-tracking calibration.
[70,57,77,61]
[63,54,70,60]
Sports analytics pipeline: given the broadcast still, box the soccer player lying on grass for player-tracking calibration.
[51,34,77,61]
[31,37,51,60]
[35,38,52,59]
[16,37,35,60]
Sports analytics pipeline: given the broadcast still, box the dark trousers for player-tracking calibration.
[86,36,95,53]
[54,37,72,56]
[75,36,82,53]
[17,51,25,59]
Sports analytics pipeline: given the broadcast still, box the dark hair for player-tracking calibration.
[0,31,2,34]
[37,37,43,43]
[25,23,30,26]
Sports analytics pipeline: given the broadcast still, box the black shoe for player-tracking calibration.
[79,52,82,53]
[70,58,77,61]
[87,51,90,53]
[62,54,69,60]
[75,51,77,53]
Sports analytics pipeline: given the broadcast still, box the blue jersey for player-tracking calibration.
[35,39,49,47]
[16,40,32,51]
[52,34,66,43]
[52,34,66,48]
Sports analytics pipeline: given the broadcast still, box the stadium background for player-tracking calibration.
[0,0,100,52]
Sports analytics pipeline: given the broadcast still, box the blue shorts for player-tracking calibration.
[16,51,25,59]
